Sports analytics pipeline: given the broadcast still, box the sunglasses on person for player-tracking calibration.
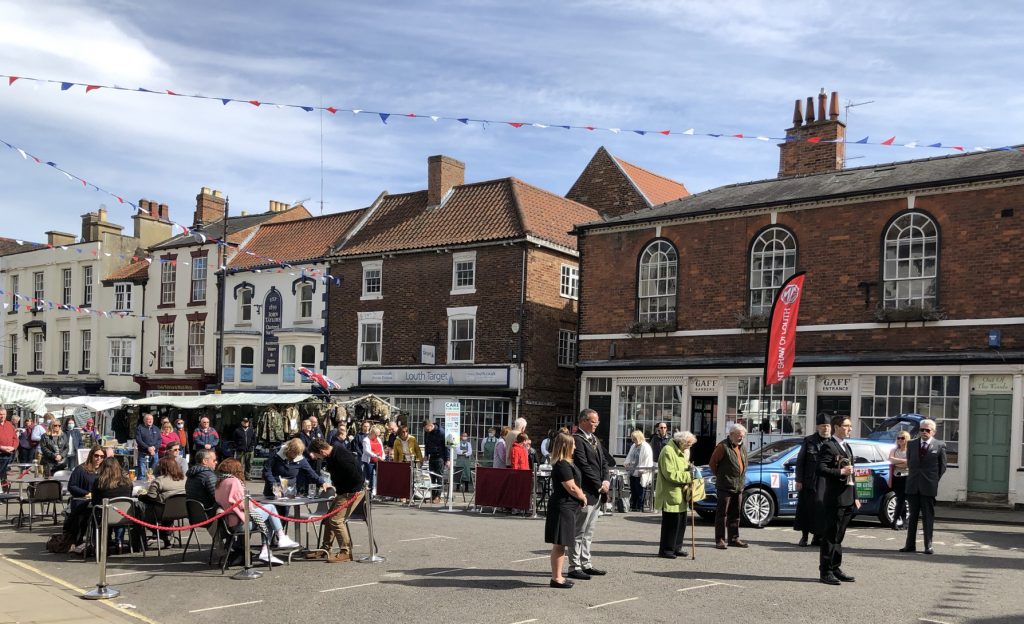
[920,428,933,433]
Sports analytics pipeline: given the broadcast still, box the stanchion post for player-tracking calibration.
[528,464,540,519]
[439,446,461,513]
[83,498,120,600]
[232,493,262,580]
[358,485,385,563]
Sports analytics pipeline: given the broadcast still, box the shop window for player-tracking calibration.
[458,398,512,446]
[882,212,938,309]
[860,375,959,464]
[726,376,808,440]
[749,227,797,316]
[637,240,677,322]
[301,345,316,374]
[617,384,683,455]
[393,397,431,440]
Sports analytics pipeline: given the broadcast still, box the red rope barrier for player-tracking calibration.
[250,493,362,524]
[111,499,243,532]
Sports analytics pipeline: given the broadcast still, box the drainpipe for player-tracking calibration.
[215,199,229,392]
[515,245,527,422]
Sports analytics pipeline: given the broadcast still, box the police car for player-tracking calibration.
[694,437,899,528]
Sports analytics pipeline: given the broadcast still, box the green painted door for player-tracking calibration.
[967,395,1012,494]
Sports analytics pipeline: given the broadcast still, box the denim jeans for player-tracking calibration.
[137,452,158,479]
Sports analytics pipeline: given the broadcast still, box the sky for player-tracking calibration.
[2,1,1023,244]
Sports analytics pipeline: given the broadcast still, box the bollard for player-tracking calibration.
[232,493,262,580]
[358,485,386,563]
[83,498,120,600]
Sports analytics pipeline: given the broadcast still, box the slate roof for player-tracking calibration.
[335,178,598,256]
[613,156,690,205]
[0,239,44,256]
[150,205,312,250]
[228,209,367,270]
[102,259,150,284]
[578,146,1024,230]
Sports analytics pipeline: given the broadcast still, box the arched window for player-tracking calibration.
[883,212,938,309]
[749,227,797,316]
[637,240,677,322]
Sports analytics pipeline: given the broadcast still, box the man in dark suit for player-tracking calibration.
[899,418,947,555]
[815,415,859,585]
[567,408,610,581]
[794,413,831,547]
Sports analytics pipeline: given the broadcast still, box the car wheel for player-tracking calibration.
[696,510,716,522]
[741,488,775,527]
[878,491,897,526]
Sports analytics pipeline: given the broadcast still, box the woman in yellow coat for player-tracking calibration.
[654,430,696,559]
[391,425,423,464]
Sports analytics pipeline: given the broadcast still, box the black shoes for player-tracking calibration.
[798,537,808,547]
[923,548,934,555]
[550,579,574,589]
[674,550,688,557]
[582,567,607,576]
[567,570,592,581]
[810,538,822,547]
[729,539,749,548]
[898,546,917,553]
[658,552,677,559]
[820,574,841,586]
[833,570,855,582]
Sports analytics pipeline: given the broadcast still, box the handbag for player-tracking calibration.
[686,464,706,504]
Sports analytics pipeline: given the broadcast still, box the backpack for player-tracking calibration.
[45,533,73,554]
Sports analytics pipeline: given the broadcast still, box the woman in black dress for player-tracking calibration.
[545,432,588,589]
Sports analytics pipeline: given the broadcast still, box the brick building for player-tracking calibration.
[567,146,689,218]
[574,90,1024,507]
[325,155,599,443]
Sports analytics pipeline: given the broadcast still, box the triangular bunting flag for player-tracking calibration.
[881,136,896,146]
[682,129,694,135]
[248,100,261,107]
[854,136,869,144]
[7,76,18,85]
[326,107,337,114]
[221,99,231,105]
[457,118,469,124]
[508,122,525,128]
[61,82,73,91]
[85,85,101,93]
[379,113,390,124]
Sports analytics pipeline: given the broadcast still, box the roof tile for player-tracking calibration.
[613,157,690,205]
[229,209,367,270]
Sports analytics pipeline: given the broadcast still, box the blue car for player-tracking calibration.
[694,437,899,527]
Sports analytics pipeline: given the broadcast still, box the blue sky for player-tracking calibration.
[1,1,1023,243]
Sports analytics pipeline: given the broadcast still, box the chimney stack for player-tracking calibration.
[80,205,123,242]
[427,155,465,206]
[778,89,846,178]
[46,231,76,247]
[134,199,174,246]
[194,187,226,228]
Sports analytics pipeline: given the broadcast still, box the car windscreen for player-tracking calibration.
[748,439,800,464]
[867,419,918,441]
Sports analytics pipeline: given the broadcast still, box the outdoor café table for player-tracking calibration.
[251,494,334,548]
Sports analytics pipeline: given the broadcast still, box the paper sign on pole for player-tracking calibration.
[440,401,462,513]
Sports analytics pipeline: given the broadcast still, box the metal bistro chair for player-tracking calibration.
[17,479,62,531]
[218,511,271,574]
[156,493,189,555]
[182,499,214,563]
[88,497,147,561]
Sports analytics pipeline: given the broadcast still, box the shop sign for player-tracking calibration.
[359,367,510,387]
[421,345,435,365]
[262,287,282,374]
[970,375,1012,394]
[689,377,720,395]
[816,376,852,395]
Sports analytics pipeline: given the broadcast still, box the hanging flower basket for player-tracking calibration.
[873,302,946,323]
[626,319,676,337]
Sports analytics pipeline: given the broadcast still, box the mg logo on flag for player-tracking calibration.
[779,283,800,305]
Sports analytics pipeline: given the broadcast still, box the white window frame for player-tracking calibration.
[300,345,317,373]
[560,264,579,300]
[160,262,175,305]
[31,332,44,372]
[223,346,236,383]
[33,271,44,310]
[158,322,174,370]
[281,345,296,384]
[451,251,477,295]
[637,240,678,323]
[297,283,314,320]
[883,212,938,309]
[749,227,797,316]
[361,260,383,300]
[80,329,91,373]
[447,306,477,364]
[239,287,253,323]
[108,338,134,375]
[82,266,93,307]
[240,347,254,384]
[557,329,577,368]
[188,320,205,370]
[9,334,17,373]
[10,275,18,310]
[62,268,72,305]
[357,311,384,365]
[191,256,207,303]
[114,283,133,312]
[60,331,70,372]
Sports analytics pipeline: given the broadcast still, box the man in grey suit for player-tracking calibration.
[899,418,947,555]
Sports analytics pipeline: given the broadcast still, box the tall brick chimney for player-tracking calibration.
[194,187,226,227]
[778,89,845,178]
[427,155,465,206]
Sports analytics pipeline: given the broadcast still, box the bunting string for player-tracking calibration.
[3,73,1021,153]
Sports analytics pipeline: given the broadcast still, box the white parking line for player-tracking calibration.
[106,571,150,578]
[695,578,745,588]
[587,597,639,610]
[398,534,457,542]
[425,567,475,576]
[189,600,263,614]
[320,582,379,593]
[677,583,719,592]
[510,556,548,563]
[509,620,538,624]
[919,619,953,624]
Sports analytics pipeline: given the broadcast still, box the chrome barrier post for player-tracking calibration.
[528,464,540,519]
[408,460,415,505]
[83,498,120,600]
[439,446,461,514]
[232,493,262,580]
[358,485,385,563]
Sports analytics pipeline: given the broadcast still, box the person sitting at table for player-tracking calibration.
[139,454,187,549]
[511,432,531,471]
[159,441,189,477]
[64,445,106,553]
[158,420,178,457]
[39,420,69,477]
[262,438,324,497]
[185,449,219,512]
[391,425,422,465]
[215,458,299,566]
[91,457,136,555]
[492,426,510,469]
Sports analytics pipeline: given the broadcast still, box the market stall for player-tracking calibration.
[0,378,47,416]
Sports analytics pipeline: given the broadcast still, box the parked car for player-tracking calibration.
[695,437,899,527]
[866,413,922,442]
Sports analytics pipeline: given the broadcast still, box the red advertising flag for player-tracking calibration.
[763,271,807,388]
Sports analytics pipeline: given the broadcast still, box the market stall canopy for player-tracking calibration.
[0,378,47,415]
[126,393,321,409]
[44,396,127,413]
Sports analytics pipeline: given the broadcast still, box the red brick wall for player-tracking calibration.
[578,184,1024,362]
[566,148,649,219]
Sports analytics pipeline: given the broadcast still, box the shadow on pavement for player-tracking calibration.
[634,569,822,584]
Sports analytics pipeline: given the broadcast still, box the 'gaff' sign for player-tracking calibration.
[763,272,806,387]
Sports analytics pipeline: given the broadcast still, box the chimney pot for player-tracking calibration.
[778,89,845,178]
[829,91,840,120]
[159,204,169,221]
[805,97,816,123]
[817,89,827,122]
[792,99,804,126]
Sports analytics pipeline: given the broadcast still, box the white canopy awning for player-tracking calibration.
[0,378,48,415]
[44,396,127,413]
[126,393,321,409]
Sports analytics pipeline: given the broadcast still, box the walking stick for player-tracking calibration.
[689,488,696,561]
